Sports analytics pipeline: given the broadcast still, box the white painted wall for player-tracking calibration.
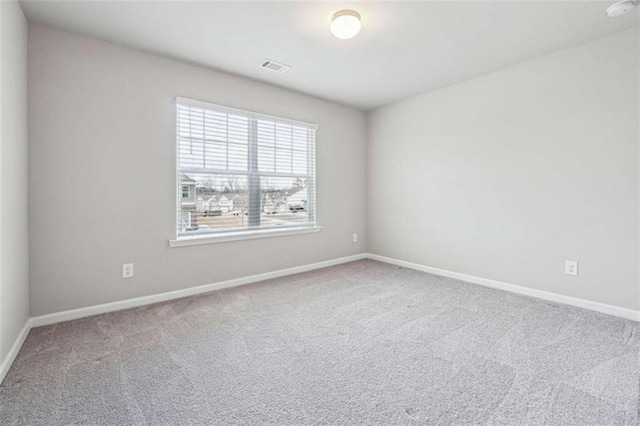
[28,24,366,316]
[367,29,639,311]
[0,1,29,361]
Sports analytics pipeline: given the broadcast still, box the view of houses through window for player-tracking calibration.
[176,98,316,237]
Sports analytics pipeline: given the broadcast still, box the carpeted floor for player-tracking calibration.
[1,260,638,425]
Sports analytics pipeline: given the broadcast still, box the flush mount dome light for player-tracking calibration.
[330,10,361,39]
[607,0,636,17]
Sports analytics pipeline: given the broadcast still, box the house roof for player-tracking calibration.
[180,173,196,184]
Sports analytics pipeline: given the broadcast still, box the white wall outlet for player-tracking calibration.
[565,260,578,277]
[122,263,134,279]
[352,233,358,243]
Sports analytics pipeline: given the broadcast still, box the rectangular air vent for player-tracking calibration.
[260,59,291,74]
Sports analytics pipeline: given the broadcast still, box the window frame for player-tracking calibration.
[170,97,320,247]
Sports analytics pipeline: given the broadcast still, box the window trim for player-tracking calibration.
[172,97,318,245]
[169,225,322,248]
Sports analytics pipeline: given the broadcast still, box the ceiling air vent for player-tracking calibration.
[259,59,291,74]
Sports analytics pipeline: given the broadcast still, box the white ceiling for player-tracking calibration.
[21,1,639,111]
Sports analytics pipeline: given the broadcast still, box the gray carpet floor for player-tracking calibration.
[1,259,638,425]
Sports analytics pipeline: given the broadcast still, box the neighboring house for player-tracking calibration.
[260,186,307,213]
[207,196,220,211]
[194,191,247,214]
[219,195,234,212]
[179,173,198,231]
[188,185,302,220]
[232,195,243,211]
[196,196,206,213]
[262,196,276,214]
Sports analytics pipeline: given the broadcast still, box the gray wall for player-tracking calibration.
[28,24,366,316]
[1,1,29,361]
[367,29,639,311]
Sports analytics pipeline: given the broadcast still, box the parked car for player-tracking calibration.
[204,209,222,217]
[289,204,305,212]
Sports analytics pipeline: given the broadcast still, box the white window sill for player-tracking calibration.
[169,226,322,248]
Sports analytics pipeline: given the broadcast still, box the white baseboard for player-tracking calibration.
[0,320,32,385]
[367,253,640,322]
[0,253,364,384]
[3,250,637,385]
[30,253,368,328]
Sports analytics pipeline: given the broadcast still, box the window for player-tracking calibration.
[175,97,317,241]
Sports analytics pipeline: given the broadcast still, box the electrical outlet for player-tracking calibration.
[122,263,134,279]
[565,260,578,277]
[352,233,358,243]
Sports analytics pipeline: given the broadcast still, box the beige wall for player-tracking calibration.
[28,24,367,316]
[26,22,640,317]
[367,29,639,311]
[1,1,29,361]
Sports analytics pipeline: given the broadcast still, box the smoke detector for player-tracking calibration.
[259,59,290,74]
[607,0,636,17]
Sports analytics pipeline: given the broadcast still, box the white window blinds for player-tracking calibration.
[176,97,317,237]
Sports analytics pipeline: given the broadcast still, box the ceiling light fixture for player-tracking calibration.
[606,0,636,17]
[330,10,361,40]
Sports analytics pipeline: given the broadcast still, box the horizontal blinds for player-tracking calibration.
[256,120,311,174]
[176,97,316,237]
[177,106,249,172]
[176,97,318,130]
